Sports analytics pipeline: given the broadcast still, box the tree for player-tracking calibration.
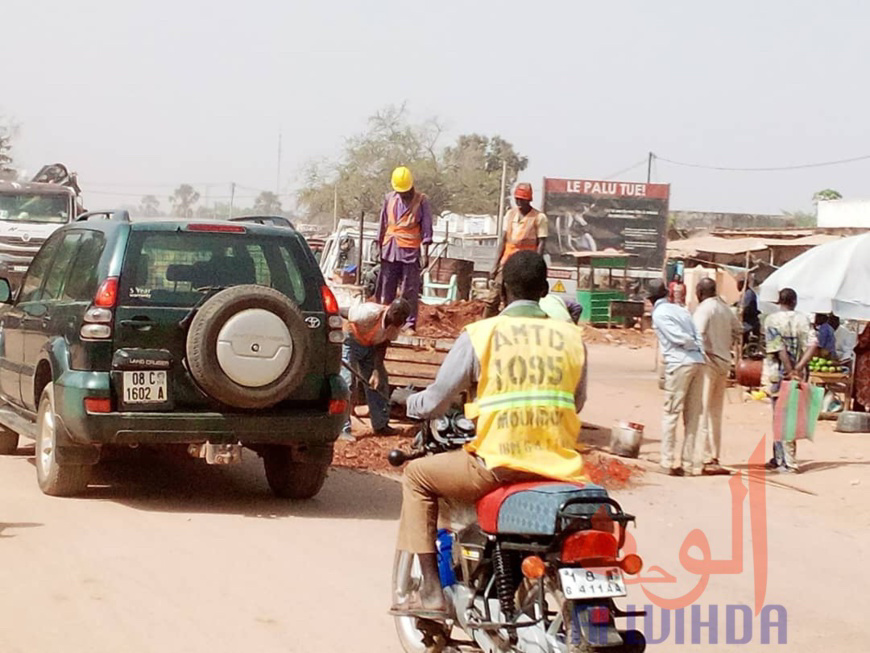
[0,118,17,180]
[169,184,200,217]
[812,188,842,203]
[441,134,528,214]
[253,191,283,215]
[297,105,528,225]
[140,195,161,217]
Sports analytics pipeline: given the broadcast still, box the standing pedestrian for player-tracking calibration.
[339,298,411,440]
[484,183,548,318]
[851,323,870,411]
[762,288,818,473]
[737,274,761,345]
[377,166,433,333]
[668,274,687,306]
[693,278,741,475]
[650,279,705,476]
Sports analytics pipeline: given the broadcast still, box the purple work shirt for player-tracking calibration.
[377,191,433,264]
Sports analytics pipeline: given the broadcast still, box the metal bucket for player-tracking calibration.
[610,422,643,458]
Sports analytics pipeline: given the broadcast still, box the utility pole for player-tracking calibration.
[332,184,338,233]
[496,160,508,235]
[228,182,236,219]
[647,151,654,183]
[276,131,283,195]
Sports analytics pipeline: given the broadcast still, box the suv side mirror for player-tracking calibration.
[0,278,11,304]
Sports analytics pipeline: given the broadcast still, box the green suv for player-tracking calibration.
[0,211,349,498]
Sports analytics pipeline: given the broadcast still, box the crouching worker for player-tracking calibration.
[340,298,411,441]
[390,251,588,619]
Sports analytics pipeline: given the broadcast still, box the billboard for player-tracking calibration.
[542,178,670,271]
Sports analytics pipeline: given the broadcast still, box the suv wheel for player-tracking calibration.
[186,285,311,409]
[0,426,18,455]
[35,383,90,497]
[263,445,332,499]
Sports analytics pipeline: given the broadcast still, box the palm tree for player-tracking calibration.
[169,184,200,217]
[140,195,161,217]
[253,191,282,214]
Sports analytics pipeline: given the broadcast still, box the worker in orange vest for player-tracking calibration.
[483,182,549,318]
[377,166,433,332]
[339,298,411,440]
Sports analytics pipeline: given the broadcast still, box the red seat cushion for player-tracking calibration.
[476,482,589,533]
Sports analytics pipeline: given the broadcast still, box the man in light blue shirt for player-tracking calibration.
[650,279,705,476]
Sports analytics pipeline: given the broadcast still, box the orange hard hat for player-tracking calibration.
[514,183,533,201]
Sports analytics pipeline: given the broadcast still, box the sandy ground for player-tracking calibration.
[1,342,868,652]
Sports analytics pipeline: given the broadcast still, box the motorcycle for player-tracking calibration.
[388,412,646,653]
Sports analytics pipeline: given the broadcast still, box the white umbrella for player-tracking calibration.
[759,232,870,320]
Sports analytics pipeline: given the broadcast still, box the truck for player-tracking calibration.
[0,163,83,290]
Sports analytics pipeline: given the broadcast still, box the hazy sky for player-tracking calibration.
[3,0,869,216]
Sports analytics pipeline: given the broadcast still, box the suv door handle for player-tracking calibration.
[120,317,154,331]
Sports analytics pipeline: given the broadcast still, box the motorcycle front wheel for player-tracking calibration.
[392,551,450,653]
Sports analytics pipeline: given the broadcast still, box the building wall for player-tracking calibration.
[816,199,870,228]
[671,211,796,231]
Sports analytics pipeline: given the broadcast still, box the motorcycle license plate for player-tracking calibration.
[559,567,626,599]
[122,371,168,404]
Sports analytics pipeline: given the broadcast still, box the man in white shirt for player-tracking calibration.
[693,278,742,474]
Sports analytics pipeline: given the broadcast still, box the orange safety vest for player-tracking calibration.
[383,192,425,250]
[501,207,540,264]
[345,304,389,346]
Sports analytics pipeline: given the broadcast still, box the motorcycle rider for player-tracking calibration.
[391,251,588,619]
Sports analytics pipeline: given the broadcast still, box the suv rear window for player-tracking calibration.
[120,231,308,307]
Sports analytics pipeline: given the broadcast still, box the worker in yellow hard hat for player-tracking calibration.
[483,182,549,318]
[377,166,433,332]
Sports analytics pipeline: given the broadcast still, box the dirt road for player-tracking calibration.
[1,343,868,652]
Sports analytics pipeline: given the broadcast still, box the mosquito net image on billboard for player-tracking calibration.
[542,178,670,271]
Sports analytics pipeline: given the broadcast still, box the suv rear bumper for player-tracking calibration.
[63,409,348,446]
[55,371,349,447]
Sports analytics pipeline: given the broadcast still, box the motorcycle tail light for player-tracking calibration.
[521,555,546,579]
[560,531,619,565]
[620,553,643,575]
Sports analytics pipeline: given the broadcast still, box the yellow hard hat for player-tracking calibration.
[391,166,414,193]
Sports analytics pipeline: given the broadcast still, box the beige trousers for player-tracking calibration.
[397,449,544,553]
[700,359,730,464]
[661,363,704,474]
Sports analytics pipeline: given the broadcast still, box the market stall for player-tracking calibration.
[564,251,640,326]
[759,232,870,415]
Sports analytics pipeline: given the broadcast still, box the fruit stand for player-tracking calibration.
[808,356,853,417]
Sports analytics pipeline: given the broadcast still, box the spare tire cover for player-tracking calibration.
[186,285,311,409]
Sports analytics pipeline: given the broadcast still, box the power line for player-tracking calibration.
[603,158,648,180]
[654,152,870,172]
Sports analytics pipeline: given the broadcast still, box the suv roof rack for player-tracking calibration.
[75,210,131,223]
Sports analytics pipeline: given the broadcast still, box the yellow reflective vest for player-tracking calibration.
[464,315,586,481]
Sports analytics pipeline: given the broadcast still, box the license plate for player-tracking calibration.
[122,370,168,404]
[559,567,626,599]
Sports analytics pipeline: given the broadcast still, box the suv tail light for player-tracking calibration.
[321,285,339,315]
[81,277,119,340]
[94,277,119,308]
[321,285,344,344]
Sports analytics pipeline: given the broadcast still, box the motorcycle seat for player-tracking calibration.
[476,482,609,535]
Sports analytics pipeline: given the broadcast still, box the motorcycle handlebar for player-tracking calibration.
[387,448,426,467]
